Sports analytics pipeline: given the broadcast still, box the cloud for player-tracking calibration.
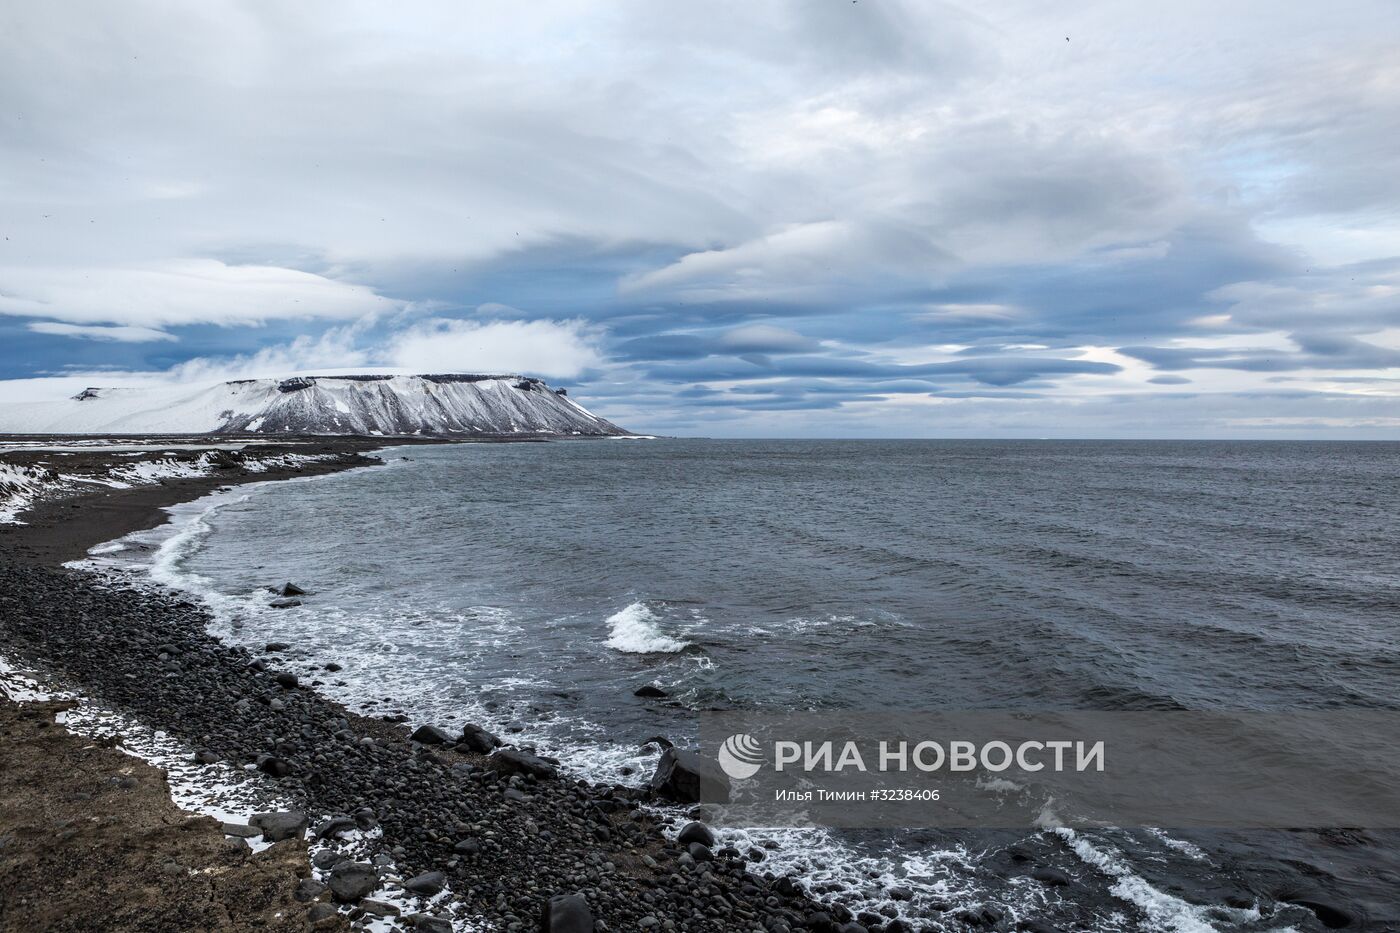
[0,260,397,328]
[26,321,176,342]
[646,352,1120,386]
[385,319,603,380]
[614,323,820,361]
[2,1,1400,435]
[1120,333,1400,373]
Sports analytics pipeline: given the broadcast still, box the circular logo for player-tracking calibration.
[718,733,764,780]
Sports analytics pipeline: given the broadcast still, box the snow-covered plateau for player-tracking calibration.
[0,374,628,437]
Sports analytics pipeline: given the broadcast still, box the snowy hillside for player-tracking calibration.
[0,375,629,437]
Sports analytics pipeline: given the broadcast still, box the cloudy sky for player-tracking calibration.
[2,1,1399,437]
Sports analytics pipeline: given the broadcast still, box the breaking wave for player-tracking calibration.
[605,601,690,653]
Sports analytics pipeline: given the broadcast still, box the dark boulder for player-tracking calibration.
[277,582,307,596]
[676,821,715,847]
[250,810,307,842]
[410,724,456,746]
[634,684,668,698]
[256,755,291,778]
[541,893,594,932]
[264,642,290,652]
[328,860,378,902]
[459,723,502,754]
[409,917,453,933]
[275,672,299,689]
[269,597,301,609]
[314,816,357,839]
[650,748,730,803]
[404,870,447,896]
[492,747,558,779]
[294,878,327,902]
[308,903,338,923]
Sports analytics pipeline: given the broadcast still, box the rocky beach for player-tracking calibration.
[0,440,894,933]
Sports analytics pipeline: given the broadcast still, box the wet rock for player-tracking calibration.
[458,723,501,753]
[542,892,595,932]
[220,822,261,838]
[268,597,301,609]
[676,821,715,847]
[277,582,307,596]
[264,642,291,652]
[1031,866,1071,887]
[249,810,307,841]
[650,747,730,803]
[492,747,557,779]
[410,724,456,745]
[633,684,668,698]
[328,860,378,903]
[324,662,342,672]
[274,672,299,689]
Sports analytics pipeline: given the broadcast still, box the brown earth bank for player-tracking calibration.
[0,697,345,933]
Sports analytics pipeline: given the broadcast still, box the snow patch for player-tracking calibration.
[0,374,628,436]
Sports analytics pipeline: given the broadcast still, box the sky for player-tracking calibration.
[2,1,1399,438]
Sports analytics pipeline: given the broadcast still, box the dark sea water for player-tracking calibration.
[100,439,1400,931]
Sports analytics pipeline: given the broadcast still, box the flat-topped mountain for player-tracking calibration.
[0,374,629,436]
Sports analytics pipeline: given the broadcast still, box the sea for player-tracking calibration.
[88,439,1400,931]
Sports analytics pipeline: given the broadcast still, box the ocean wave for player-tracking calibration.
[1055,828,1263,932]
[605,601,690,653]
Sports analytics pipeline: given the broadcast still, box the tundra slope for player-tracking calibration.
[0,374,628,437]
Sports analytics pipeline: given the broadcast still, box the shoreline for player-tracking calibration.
[0,438,862,933]
[0,436,398,567]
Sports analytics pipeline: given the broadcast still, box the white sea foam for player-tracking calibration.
[1056,827,1263,932]
[605,601,690,653]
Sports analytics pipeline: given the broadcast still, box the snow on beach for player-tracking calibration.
[0,449,337,525]
[0,462,61,524]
